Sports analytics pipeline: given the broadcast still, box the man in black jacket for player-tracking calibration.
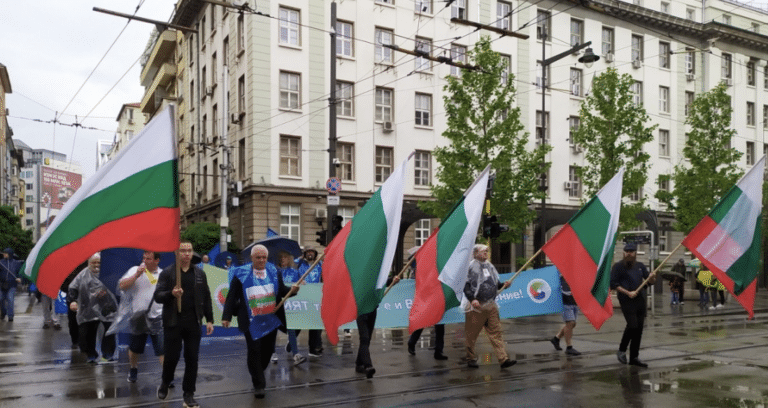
[154,241,214,408]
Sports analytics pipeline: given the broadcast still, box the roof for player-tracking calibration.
[116,103,141,121]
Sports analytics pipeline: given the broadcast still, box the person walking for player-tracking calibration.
[550,275,581,356]
[0,248,21,322]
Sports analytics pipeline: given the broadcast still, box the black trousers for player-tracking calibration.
[162,319,201,394]
[292,329,323,352]
[67,309,79,346]
[355,310,377,369]
[408,324,445,354]
[619,306,645,361]
[244,329,278,391]
[79,320,115,360]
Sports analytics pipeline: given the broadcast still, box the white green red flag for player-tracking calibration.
[683,155,764,319]
[408,165,490,334]
[23,106,180,298]
[321,153,412,345]
[542,167,624,330]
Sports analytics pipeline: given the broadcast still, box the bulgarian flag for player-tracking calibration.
[22,106,180,298]
[542,167,624,330]
[683,155,765,319]
[321,152,412,345]
[408,165,490,334]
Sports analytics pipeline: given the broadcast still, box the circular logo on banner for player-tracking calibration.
[527,279,552,304]
[214,283,229,312]
[326,177,342,194]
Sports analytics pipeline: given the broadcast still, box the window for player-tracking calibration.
[237,14,244,52]
[659,221,670,251]
[338,206,355,226]
[414,151,431,186]
[25,206,33,214]
[722,53,732,78]
[536,111,549,144]
[685,92,694,116]
[211,53,217,87]
[280,204,301,241]
[201,66,207,98]
[659,86,669,113]
[212,158,219,196]
[416,0,432,14]
[568,166,581,198]
[238,75,245,114]
[126,130,134,140]
[500,54,512,85]
[570,19,583,46]
[685,50,695,74]
[278,7,300,46]
[26,183,32,190]
[686,8,695,20]
[415,93,431,126]
[415,37,432,71]
[223,37,229,66]
[212,104,218,143]
[336,81,354,117]
[375,146,394,183]
[202,165,207,194]
[659,42,670,69]
[765,68,768,89]
[747,102,756,126]
[338,142,355,181]
[279,71,300,110]
[202,114,207,142]
[537,10,550,41]
[569,116,580,147]
[632,81,643,106]
[746,141,755,165]
[336,21,353,57]
[25,219,32,227]
[497,1,511,30]
[601,27,614,56]
[631,35,643,63]
[658,174,670,193]
[660,2,669,12]
[451,0,466,19]
[659,130,669,157]
[536,61,550,89]
[238,138,245,178]
[764,143,768,158]
[747,60,756,86]
[570,68,582,96]
[764,105,768,130]
[415,219,431,246]
[374,28,394,64]
[450,44,467,77]
[375,87,393,122]
[629,187,643,202]
[376,0,393,4]
[26,195,33,202]
[210,5,216,31]
[280,136,301,176]
[201,16,206,41]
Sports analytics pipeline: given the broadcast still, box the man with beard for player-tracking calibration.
[610,242,656,368]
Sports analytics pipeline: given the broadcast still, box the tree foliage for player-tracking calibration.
[420,36,548,241]
[0,206,34,259]
[655,83,742,233]
[571,68,655,229]
[181,222,238,255]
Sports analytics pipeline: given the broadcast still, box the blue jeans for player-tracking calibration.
[0,285,16,319]
[288,330,299,355]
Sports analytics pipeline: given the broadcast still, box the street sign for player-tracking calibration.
[623,234,651,244]
[327,195,340,206]
[326,177,342,194]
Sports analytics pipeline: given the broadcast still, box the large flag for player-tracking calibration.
[408,165,490,334]
[22,106,180,298]
[683,155,765,319]
[542,167,624,330]
[321,152,412,345]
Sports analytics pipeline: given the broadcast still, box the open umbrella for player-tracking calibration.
[214,251,240,269]
[241,236,302,265]
[697,269,725,290]
[660,270,687,282]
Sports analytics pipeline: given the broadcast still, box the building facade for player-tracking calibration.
[107,103,147,162]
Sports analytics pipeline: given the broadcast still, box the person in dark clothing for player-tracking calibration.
[406,259,447,360]
[355,274,401,378]
[550,275,581,356]
[610,243,656,368]
[671,259,687,304]
[60,267,82,348]
[154,241,214,408]
[0,248,22,321]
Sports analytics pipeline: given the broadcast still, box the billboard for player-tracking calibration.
[41,166,82,210]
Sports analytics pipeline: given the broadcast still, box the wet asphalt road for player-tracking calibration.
[3,290,768,408]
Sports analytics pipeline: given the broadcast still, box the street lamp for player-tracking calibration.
[537,34,599,267]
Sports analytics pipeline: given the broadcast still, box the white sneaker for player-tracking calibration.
[716,304,724,308]
[293,354,307,366]
[709,306,716,310]
[271,355,278,364]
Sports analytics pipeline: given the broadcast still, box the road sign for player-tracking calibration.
[327,195,340,206]
[326,177,341,194]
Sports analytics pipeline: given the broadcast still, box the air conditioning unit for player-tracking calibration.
[686,73,695,81]
[632,59,642,69]
[382,121,394,132]
[724,78,733,86]
[315,208,327,220]
[563,181,573,190]
[605,53,614,63]
[230,113,239,124]
[205,86,214,96]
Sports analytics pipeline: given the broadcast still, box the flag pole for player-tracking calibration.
[175,250,182,313]
[504,247,542,286]
[274,252,326,312]
[383,256,415,298]
[635,241,684,292]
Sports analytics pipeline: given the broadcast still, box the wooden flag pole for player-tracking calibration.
[635,241,685,293]
[382,256,415,298]
[504,247,542,286]
[274,252,326,311]
[175,250,182,313]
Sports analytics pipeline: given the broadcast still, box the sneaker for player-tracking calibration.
[42,323,50,329]
[127,368,138,383]
[293,354,306,366]
[182,392,199,408]
[500,359,517,369]
[355,364,367,374]
[157,383,169,400]
[365,367,376,378]
[680,301,685,305]
[616,350,627,365]
[86,357,98,365]
[716,304,724,308]
[629,358,648,368]
[709,306,716,310]
[467,360,479,368]
[434,353,448,360]
[550,336,562,351]
[308,349,323,357]
[565,347,581,356]
[53,323,62,330]
[407,344,415,355]
[344,329,352,337]
[254,388,266,399]
[271,355,278,364]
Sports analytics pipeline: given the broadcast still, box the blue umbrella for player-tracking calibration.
[241,236,302,265]
[213,251,240,269]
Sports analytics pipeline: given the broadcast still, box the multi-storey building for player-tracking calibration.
[107,103,147,162]
[155,0,768,271]
[0,63,23,214]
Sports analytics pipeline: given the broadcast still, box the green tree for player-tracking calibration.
[571,68,656,229]
[0,206,34,258]
[181,222,238,255]
[420,36,548,241]
[656,83,742,233]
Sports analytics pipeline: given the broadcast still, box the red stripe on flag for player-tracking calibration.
[36,208,180,297]
[320,221,357,345]
[543,224,613,330]
[409,230,445,334]
[681,216,717,250]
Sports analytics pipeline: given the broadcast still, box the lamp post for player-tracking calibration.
[536,32,599,267]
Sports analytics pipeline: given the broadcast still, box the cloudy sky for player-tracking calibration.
[1,0,178,179]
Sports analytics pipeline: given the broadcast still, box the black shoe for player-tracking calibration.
[565,347,581,356]
[355,365,367,374]
[365,367,376,378]
[308,349,323,357]
[434,353,448,360]
[629,358,648,368]
[617,350,627,365]
[157,383,169,400]
[407,344,415,355]
[550,336,562,351]
[183,392,199,408]
[500,359,517,369]
[467,360,479,368]
[127,368,138,383]
[286,343,291,353]
[254,389,265,399]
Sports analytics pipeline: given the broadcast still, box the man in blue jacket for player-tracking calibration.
[0,248,21,322]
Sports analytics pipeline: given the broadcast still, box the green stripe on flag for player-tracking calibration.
[569,197,611,265]
[710,186,743,224]
[727,214,762,295]
[591,240,617,304]
[436,201,468,272]
[442,282,461,310]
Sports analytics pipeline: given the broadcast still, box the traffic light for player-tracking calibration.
[482,215,493,238]
[482,215,509,239]
[315,229,328,246]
